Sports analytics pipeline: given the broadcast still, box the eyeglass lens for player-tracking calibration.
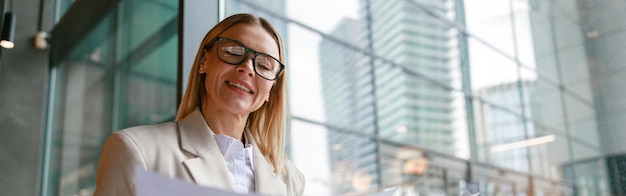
[217,38,282,80]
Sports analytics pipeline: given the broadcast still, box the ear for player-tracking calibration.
[198,58,206,74]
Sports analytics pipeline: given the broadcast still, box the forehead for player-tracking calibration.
[220,24,279,58]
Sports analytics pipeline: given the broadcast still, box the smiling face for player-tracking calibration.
[199,23,279,116]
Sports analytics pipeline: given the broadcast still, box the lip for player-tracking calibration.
[225,79,254,94]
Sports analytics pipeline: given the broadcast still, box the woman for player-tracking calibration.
[94,13,305,196]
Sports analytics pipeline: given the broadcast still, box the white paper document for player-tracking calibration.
[134,168,259,196]
[134,168,396,196]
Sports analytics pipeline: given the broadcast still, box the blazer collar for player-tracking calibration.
[178,108,287,195]
[178,108,236,190]
[245,131,288,195]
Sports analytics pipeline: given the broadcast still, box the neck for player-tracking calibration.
[201,103,249,141]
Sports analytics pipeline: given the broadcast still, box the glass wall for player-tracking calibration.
[40,0,626,195]
[225,0,623,195]
[43,0,178,195]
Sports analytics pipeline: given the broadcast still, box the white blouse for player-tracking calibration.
[212,132,256,194]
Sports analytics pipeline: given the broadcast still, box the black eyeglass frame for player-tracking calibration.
[204,37,285,81]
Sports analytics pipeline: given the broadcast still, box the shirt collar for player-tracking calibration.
[209,129,255,169]
[208,129,252,147]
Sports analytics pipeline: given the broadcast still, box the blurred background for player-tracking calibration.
[1,0,624,195]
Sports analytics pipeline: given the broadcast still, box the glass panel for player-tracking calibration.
[467,36,520,97]
[526,131,568,178]
[527,2,560,83]
[522,68,568,134]
[291,119,381,196]
[559,44,593,102]
[475,103,530,173]
[288,25,334,122]
[565,96,599,148]
[289,120,333,196]
[45,0,178,195]
[511,0,537,71]
[225,0,290,53]
[285,0,360,36]
[569,143,610,195]
[328,129,379,195]
[464,0,515,57]
[223,0,623,195]
[533,178,575,196]
[451,90,471,159]
[118,0,178,127]
[376,60,458,156]
[46,12,117,196]
[319,37,375,134]
[54,0,75,22]
[381,142,468,195]
[445,169,468,195]
[473,164,529,196]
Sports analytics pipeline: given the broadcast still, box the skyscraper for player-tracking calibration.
[364,0,457,153]
[320,0,463,194]
[319,18,379,195]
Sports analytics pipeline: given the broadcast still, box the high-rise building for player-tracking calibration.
[364,0,457,154]
[319,18,379,195]
[319,0,463,194]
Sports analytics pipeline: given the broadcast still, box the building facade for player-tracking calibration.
[319,18,379,195]
[366,0,457,154]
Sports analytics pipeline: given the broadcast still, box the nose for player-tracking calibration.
[236,55,255,78]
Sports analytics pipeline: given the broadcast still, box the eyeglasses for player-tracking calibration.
[205,37,285,81]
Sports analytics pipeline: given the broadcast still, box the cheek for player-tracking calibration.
[259,81,275,97]
[203,74,213,89]
[204,65,225,88]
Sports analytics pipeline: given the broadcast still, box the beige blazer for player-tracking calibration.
[94,108,305,196]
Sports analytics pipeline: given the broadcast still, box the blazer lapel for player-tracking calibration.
[178,108,236,191]
[246,131,287,195]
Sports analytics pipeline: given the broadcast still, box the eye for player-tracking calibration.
[258,62,272,71]
[256,57,275,71]
[259,64,272,71]
[222,46,246,56]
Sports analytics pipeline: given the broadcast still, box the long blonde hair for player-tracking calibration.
[176,13,288,174]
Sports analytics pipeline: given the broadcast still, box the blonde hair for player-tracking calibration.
[176,13,288,174]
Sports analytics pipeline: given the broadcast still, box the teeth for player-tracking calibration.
[227,81,251,93]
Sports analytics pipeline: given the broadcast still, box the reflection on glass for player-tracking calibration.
[474,81,536,174]
[224,0,621,195]
[45,0,178,195]
[54,0,75,22]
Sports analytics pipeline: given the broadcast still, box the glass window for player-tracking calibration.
[54,0,74,22]
[222,0,626,195]
[40,0,626,195]
[44,0,178,195]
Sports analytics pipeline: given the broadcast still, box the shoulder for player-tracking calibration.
[113,121,180,150]
[95,122,179,195]
[282,159,306,195]
[116,122,178,142]
[105,122,180,167]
